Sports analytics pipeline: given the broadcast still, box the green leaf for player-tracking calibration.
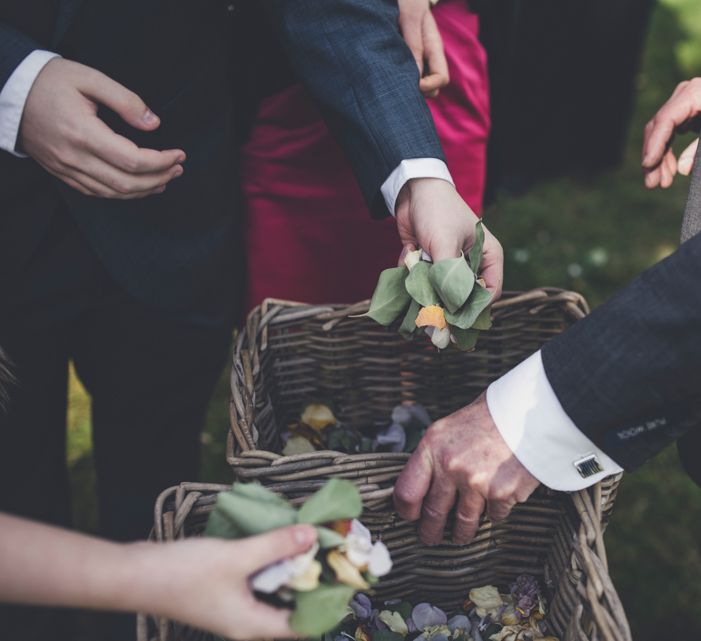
[469,220,485,274]
[450,326,480,351]
[398,299,422,338]
[362,267,411,326]
[297,478,362,524]
[206,485,296,538]
[404,261,440,307]
[372,631,406,641]
[395,601,413,621]
[316,526,347,549]
[445,283,492,329]
[428,255,475,313]
[290,584,356,637]
[471,306,492,331]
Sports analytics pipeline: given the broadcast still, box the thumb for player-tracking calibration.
[80,68,160,131]
[679,137,699,176]
[240,525,317,574]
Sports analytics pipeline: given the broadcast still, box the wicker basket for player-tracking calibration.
[138,289,630,641]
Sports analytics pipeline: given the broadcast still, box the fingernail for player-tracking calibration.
[294,525,316,546]
[142,109,159,125]
[173,166,183,177]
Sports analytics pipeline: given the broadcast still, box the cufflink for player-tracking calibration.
[573,454,603,479]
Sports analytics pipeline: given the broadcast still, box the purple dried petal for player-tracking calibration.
[447,615,471,633]
[374,423,406,452]
[411,603,448,629]
[391,405,413,426]
[407,404,431,427]
[351,593,373,620]
[407,619,418,633]
[432,632,450,641]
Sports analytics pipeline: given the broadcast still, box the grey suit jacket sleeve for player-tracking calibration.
[541,231,701,482]
[266,0,446,218]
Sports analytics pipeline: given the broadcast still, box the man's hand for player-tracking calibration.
[643,77,701,189]
[393,393,539,546]
[398,0,449,97]
[19,58,186,199]
[395,178,504,299]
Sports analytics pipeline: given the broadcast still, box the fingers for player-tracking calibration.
[452,490,485,545]
[418,477,457,545]
[78,152,183,195]
[85,118,185,174]
[478,229,504,301]
[79,66,161,132]
[679,137,699,175]
[419,12,449,98]
[47,164,167,199]
[486,497,516,524]
[398,3,425,75]
[239,525,317,574]
[394,446,434,522]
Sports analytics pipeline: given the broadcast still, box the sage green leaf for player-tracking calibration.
[429,255,475,313]
[445,283,492,329]
[451,326,480,351]
[232,481,291,507]
[471,306,492,331]
[399,299,422,338]
[405,261,440,307]
[206,486,296,538]
[290,584,356,636]
[297,478,362,524]
[362,266,411,326]
[469,220,485,274]
[316,526,347,549]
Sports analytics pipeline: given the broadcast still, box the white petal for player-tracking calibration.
[431,326,451,349]
[404,249,423,271]
[368,541,393,576]
[350,519,372,542]
[251,560,294,593]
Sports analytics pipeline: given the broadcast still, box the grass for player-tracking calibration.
[67,3,701,640]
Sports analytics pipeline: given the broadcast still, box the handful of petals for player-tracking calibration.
[361,221,492,351]
[205,479,392,637]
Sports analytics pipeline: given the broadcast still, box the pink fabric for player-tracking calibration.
[241,0,490,311]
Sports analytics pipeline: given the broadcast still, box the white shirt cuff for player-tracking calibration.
[0,50,61,157]
[486,351,623,491]
[381,158,454,215]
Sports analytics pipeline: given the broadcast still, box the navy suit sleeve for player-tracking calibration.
[266,0,446,218]
[541,232,701,481]
[0,23,41,93]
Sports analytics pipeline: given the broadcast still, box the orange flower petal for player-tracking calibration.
[415,305,447,330]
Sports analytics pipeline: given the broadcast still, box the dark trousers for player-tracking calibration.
[0,205,233,640]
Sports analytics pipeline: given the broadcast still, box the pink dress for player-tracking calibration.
[242,0,490,310]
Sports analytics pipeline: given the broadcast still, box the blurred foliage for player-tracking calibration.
[66,2,701,640]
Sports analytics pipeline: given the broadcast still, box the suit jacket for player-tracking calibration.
[541,224,701,486]
[0,0,444,325]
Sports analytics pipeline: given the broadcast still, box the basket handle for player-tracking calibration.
[567,486,631,641]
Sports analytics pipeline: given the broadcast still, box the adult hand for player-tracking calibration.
[19,58,186,199]
[398,0,449,97]
[393,393,539,546]
[138,525,317,640]
[395,178,504,299]
[642,77,701,189]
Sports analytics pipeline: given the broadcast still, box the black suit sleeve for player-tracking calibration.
[0,23,41,97]
[266,0,446,218]
[541,232,701,482]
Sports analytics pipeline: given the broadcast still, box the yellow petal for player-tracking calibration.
[327,550,370,590]
[282,436,317,456]
[355,626,371,641]
[415,305,447,330]
[287,559,322,592]
[300,403,337,431]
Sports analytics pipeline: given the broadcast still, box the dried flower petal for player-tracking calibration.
[469,586,504,617]
[412,603,448,629]
[378,611,409,635]
[415,305,447,330]
[431,326,451,349]
[301,403,337,431]
[375,422,407,452]
[355,626,371,641]
[282,435,317,456]
[488,625,522,641]
[447,615,471,633]
[287,559,322,591]
[327,550,370,589]
[404,249,423,271]
[368,541,393,576]
[351,593,373,620]
[251,543,320,593]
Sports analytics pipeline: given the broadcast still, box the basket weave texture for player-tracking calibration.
[138,289,630,641]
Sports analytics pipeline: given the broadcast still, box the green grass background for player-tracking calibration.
[67,3,701,639]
